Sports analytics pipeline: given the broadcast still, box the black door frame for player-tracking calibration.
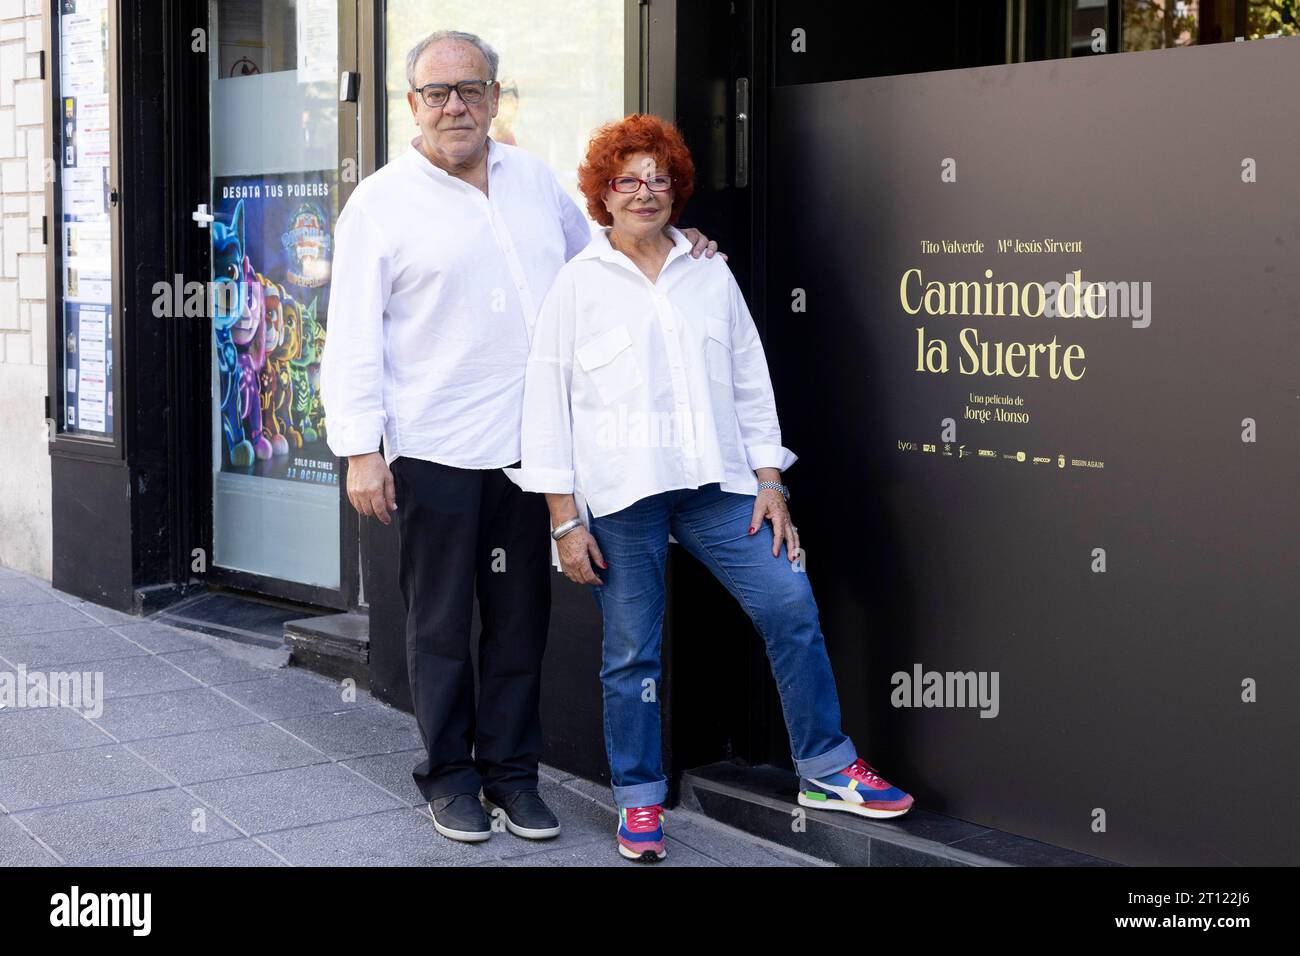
[644,0,788,787]
[172,0,364,612]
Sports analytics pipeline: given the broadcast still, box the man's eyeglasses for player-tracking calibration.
[413,79,494,109]
[608,175,674,193]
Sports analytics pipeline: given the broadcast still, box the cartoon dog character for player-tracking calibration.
[269,286,301,450]
[289,297,324,444]
[211,200,253,467]
[257,277,291,457]
[232,255,271,462]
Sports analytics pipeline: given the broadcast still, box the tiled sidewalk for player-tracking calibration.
[0,565,823,867]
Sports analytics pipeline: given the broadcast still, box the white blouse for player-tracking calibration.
[516,226,797,522]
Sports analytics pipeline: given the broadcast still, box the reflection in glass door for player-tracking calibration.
[384,1,626,209]
[207,0,342,590]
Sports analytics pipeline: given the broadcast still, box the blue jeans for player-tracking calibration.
[589,482,857,808]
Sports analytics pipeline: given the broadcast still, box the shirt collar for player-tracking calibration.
[575,225,692,266]
[406,134,504,180]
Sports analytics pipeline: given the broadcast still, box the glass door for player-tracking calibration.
[206,0,351,594]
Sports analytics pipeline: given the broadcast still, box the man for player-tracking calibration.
[320,30,718,844]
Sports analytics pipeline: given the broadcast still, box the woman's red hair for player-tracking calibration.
[577,114,695,227]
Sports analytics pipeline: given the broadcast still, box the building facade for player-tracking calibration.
[2,0,1297,866]
[0,0,50,580]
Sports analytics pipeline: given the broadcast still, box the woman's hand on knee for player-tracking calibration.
[750,490,801,561]
[559,527,606,585]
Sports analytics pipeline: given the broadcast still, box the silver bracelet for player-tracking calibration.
[550,517,583,540]
[757,480,790,501]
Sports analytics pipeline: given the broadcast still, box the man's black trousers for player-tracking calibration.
[390,456,551,804]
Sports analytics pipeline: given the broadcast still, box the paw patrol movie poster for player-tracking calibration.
[212,171,338,485]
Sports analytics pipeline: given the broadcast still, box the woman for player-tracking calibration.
[519,114,913,862]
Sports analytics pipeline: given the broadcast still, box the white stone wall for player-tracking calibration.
[0,0,51,579]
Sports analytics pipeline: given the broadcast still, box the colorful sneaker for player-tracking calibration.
[798,758,914,819]
[617,804,667,862]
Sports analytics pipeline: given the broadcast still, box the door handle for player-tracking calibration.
[339,71,359,103]
[735,78,750,189]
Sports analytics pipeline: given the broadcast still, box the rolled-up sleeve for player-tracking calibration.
[319,202,391,458]
[518,268,578,492]
[727,271,797,473]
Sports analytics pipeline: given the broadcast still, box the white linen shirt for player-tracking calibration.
[518,226,797,519]
[320,136,592,468]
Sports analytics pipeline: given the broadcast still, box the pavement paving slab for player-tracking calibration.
[0,566,831,867]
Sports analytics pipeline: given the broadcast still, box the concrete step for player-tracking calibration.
[679,760,1121,867]
[284,612,369,688]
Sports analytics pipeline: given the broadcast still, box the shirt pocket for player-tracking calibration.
[576,324,642,405]
[704,314,733,386]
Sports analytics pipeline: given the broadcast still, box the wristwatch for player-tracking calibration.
[757,481,790,501]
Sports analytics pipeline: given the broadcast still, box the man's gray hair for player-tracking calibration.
[406,30,499,88]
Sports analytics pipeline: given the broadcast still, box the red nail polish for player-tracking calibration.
[748,527,756,534]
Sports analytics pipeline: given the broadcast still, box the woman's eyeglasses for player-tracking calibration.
[608,175,674,193]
